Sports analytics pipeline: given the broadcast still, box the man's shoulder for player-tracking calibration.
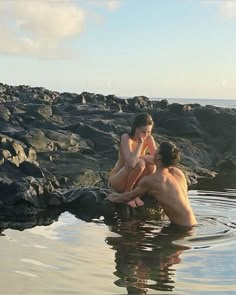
[172,166,182,172]
[170,166,185,178]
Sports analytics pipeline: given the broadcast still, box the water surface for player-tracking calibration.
[153,97,236,109]
[1,189,236,295]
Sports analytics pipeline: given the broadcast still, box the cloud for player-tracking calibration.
[219,1,236,19]
[0,1,86,58]
[0,0,124,59]
[86,0,122,11]
[0,0,123,58]
[202,0,236,19]
[221,79,236,89]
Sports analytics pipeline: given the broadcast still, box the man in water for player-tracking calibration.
[106,141,197,227]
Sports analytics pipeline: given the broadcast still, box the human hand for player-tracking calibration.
[136,129,145,143]
[105,193,119,203]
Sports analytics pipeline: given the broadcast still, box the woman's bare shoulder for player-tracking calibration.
[121,133,131,141]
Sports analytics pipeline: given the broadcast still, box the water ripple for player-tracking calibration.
[1,189,236,295]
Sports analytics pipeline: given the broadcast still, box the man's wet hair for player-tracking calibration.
[158,141,180,167]
[129,112,154,137]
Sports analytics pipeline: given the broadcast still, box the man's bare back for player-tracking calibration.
[140,166,197,227]
[106,142,197,227]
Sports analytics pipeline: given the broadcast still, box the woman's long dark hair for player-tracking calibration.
[129,112,154,137]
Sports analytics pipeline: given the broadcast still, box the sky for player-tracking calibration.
[0,0,236,99]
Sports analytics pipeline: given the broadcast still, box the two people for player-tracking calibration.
[107,113,197,227]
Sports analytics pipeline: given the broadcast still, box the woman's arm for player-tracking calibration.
[139,135,157,164]
[120,133,143,168]
[146,135,157,156]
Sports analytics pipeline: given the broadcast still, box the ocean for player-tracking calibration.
[154,97,236,109]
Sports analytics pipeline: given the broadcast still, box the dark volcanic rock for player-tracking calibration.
[0,81,236,226]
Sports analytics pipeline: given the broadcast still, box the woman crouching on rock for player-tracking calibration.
[108,112,157,208]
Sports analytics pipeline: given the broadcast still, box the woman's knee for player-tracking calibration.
[135,158,146,171]
[145,163,156,175]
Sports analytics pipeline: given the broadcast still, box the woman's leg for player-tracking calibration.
[144,162,156,175]
[130,162,156,207]
[108,167,130,193]
[125,159,146,207]
[108,159,146,208]
[135,162,156,184]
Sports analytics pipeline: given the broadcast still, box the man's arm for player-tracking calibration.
[106,179,148,204]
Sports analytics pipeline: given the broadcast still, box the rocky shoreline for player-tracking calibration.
[0,82,235,229]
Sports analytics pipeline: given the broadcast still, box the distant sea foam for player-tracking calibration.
[152,97,236,109]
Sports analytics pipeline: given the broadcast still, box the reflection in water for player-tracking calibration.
[0,208,63,232]
[0,189,236,295]
[105,219,194,294]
